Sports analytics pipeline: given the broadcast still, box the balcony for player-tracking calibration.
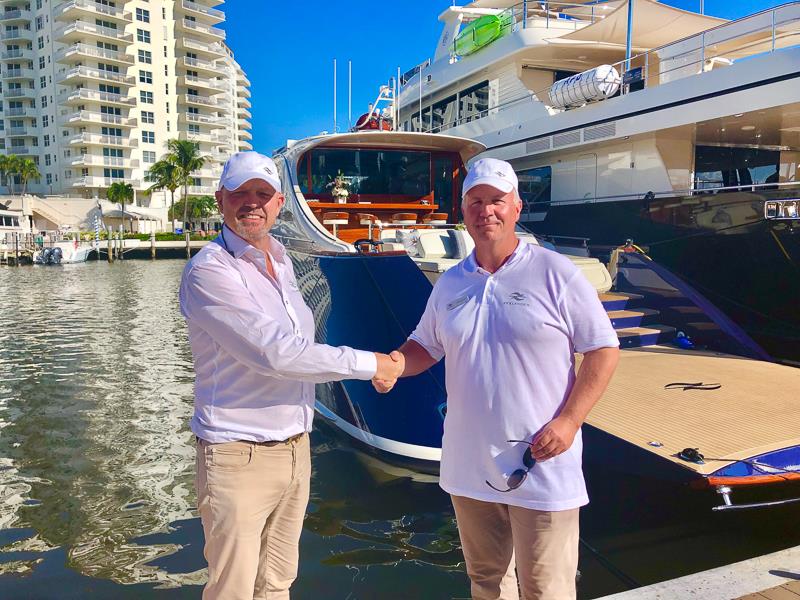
[178,55,222,76]
[5,107,33,117]
[0,28,33,42]
[6,145,33,154]
[237,96,251,109]
[3,67,35,80]
[67,110,137,128]
[238,140,253,151]
[6,126,34,137]
[179,0,224,23]
[4,87,36,99]
[186,185,216,195]
[178,74,227,93]
[239,107,252,119]
[180,112,227,128]
[191,166,223,179]
[236,85,251,99]
[55,0,133,24]
[64,88,136,106]
[70,155,135,168]
[237,73,251,88]
[177,18,225,40]
[69,132,138,147]
[57,65,135,86]
[1,48,33,61]
[177,36,225,56]
[56,42,134,66]
[239,130,253,140]
[56,20,133,44]
[73,176,140,188]
[180,93,224,109]
[0,8,33,22]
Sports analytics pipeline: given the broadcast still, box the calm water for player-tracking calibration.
[0,260,798,599]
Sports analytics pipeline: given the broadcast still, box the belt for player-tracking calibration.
[196,432,306,446]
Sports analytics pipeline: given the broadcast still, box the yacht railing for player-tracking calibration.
[415,2,800,133]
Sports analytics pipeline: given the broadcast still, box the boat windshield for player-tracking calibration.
[298,148,458,203]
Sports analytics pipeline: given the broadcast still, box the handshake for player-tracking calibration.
[372,350,405,394]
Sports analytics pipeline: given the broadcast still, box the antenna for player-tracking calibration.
[333,58,337,133]
[348,60,352,130]
[397,66,401,128]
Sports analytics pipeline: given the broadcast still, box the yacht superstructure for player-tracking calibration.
[396,1,800,360]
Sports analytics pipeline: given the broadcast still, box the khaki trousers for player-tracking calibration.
[451,495,580,600]
[196,433,311,600]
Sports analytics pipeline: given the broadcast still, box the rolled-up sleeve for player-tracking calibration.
[180,258,377,383]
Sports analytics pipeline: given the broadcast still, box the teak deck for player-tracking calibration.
[582,346,800,476]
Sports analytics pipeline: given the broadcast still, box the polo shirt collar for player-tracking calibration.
[464,238,528,275]
[220,224,287,264]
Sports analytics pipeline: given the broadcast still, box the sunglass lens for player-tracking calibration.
[523,446,536,469]
[507,469,527,489]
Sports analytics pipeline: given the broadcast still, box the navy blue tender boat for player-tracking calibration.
[271,131,800,510]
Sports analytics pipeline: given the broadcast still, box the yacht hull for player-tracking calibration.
[522,192,800,361]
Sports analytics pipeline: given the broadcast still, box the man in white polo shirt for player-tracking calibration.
[180,152,404,600]
[376,158,619,599]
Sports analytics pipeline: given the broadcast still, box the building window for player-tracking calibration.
[137,29,151,44]
[142,131,155,143]
[136,8,150,23]
[141,111,154,124]
[41,96,47,107]
[143,150,156,163]
[46,173,52,185]
[140,90,154,104]
[104,168,125,179]
[139,70,153,84]
[138,49,152,64]
[43,115,49,127]
[38,36,44,49]
[39,57,45,69]
[36,16,44,30]
[39,76,46,88]
[43,134,50,147]
[45,154,51,166]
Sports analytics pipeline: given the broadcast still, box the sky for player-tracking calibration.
[219,0,787,155]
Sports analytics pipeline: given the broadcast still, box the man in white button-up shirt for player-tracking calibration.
[376,158,619,600]
[180,152,403,600]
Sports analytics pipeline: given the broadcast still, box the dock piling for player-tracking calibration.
[150,231,156,260]
[107,231,113,263]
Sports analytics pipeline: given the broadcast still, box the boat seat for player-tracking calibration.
[322,211,349,238]
[422,212,449,225]
[356,213,381,239]
[391,212,418,226]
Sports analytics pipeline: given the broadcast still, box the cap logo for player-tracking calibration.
[496,171,505,177]
[264,166,273,175]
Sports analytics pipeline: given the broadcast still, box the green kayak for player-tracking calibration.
[453,14,511,56]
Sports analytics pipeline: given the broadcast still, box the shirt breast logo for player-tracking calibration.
[446,295,469,311]
[504,291,530,306]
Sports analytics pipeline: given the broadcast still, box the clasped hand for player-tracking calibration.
[372,351,404,393]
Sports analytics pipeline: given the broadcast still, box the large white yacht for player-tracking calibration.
[396,0,800,361]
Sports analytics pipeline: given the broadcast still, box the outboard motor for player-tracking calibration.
[50,247,63,264]
[39,247,52,264]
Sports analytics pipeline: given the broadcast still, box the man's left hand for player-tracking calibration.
[529,416,580,461]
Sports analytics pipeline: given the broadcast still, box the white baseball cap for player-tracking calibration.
[462,157,518,197]
[218,151,282,193]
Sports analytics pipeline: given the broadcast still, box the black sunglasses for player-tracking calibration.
[485,440,537,493]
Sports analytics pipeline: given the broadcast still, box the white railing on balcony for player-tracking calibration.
[6,107,30,117]
[181,18,225,39]
[3,68,35,79]
[56,42,134,64]
[1,8,32,20]
[0,28,32,40]
[73,176,140,188]
[58,65,135,85]
[181,94,221,107]
[69,133,137,146]
[183,112,227,125]
[71,155,131,167]
[7,127,32,136]
[7,146,32,154]
[55,0,133,21]
[56,20,133,43]
[182,37,225,54]
[4,87,35,98]
[68,110,137,127]
[181,55,220,71]
[182,74,227,89]
[1,48,32,59]
[186,185,216,195]
[66,88,136,105]
[181,0,224,20]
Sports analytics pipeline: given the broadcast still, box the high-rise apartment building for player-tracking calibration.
[0,0,252,207]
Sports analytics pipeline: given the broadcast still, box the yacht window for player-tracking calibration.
[433,156,455,220]
[694,146,780,191]
[431,95,457,133]
[458,80,489,125]
[301,148,434,198]
[517,166,552,210]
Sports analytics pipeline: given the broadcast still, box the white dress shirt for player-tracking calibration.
[409,241,619,510]
[180,225,377,443]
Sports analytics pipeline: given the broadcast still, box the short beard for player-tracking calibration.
[233,221,270,243]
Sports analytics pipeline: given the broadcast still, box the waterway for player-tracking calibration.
[0,260,798,599]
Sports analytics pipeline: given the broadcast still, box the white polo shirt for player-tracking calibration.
[180,226,377,443]
[409,240,619,511]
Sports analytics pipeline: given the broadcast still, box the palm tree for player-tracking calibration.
[165,139,206,257]
[0,154,14,194]
[146,159,181,232]
[107,181,134,233]
[1,154,22,195]
[18,158,40,198]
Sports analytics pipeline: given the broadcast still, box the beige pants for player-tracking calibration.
[451,495,580,600]
[196,434,311,600]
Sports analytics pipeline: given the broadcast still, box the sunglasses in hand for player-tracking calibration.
[485,440,537,493]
